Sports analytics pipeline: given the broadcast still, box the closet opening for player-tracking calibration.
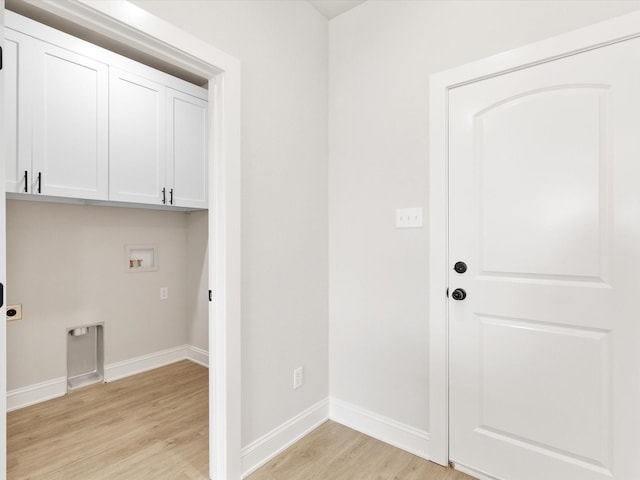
[2,0,241,478]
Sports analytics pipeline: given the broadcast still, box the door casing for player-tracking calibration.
[1,1,242,479]
[428,8,640,470]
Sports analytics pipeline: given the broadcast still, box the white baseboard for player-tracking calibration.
[7,376,67,412]
[329,397,430,460]
[8,344,210,411]
[186,345,209,367]
[104,345,191,382]
[241,398,330,478]
[454,462,499,480]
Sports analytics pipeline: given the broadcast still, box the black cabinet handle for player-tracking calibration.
[37,172,42,194]
[169,188,174,205]
[23,170,28,193]
[162,187,166,204]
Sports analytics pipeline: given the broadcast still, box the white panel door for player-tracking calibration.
[448,38,640,480]
[31,41,108,199]
[109,68,166,205]
[167,88,208,209]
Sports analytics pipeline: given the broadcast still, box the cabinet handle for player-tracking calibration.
[37,172,42,194]
[169,188,174,205]
[23,170,28,193]
[162,187,166,204]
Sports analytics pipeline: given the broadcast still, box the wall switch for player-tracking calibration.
[293,367,303,390]
[160,287,168,300]
[396,207,423,228]
[7,304,22,321]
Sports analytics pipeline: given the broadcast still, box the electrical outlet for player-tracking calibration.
[6,304,22,321]
[160,287,168,300]
[293,367,303,390]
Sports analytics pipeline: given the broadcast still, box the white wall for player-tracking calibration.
[6,200,192,390]
[131,0,329,448]
[329,0,640,436]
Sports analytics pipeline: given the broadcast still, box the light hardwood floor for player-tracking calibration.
[247,421,475,480]
[8,361,474,480]
[8,360,208,480]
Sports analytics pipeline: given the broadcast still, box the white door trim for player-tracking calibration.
[428,9,640,467]
[4,1,242,479]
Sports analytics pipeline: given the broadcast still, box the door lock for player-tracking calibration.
[454,261,467,274]
[451,288,467,301]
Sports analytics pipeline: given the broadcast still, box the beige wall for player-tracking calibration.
[6,200,206,390]
[186,210,208,351]
[329,0,640,433]
[131,0,330,448]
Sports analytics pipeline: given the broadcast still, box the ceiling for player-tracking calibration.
[308,0,367,20]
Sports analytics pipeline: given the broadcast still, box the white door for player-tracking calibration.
[167,88,208,209]
[32,40,108,199]
[448,37,640,479]
[110,68,167,205]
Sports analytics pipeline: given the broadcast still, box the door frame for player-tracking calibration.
[428,9,640,469]
[4,1,242,479]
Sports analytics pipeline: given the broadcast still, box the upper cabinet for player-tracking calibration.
[5,29,24,195]
[5,11,208,210]
[167,89,208,209]
[109,68,167,205]
[5,27,109,200]
[109,71,209,209]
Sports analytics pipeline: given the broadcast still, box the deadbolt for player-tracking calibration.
[451,288,467,301]
[454,261,467,274]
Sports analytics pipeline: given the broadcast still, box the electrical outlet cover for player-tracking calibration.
[7,304,22,321]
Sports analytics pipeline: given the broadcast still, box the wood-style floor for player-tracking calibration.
[7,360,209,480]
[8,360,474,480]
[247,421,475,480]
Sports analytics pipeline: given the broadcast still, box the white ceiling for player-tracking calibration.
[308,0,367,20]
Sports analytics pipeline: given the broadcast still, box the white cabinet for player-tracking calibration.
[5,27,109,200]
[109,68,167,205]
[6,12,207,209]
[167,89,208,209]
[5,29,27,194]
[110,69,208,208]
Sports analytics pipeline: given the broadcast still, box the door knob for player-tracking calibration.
[451,288,467,301]
[454,261,467,274]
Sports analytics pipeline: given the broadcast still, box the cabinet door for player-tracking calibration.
[110,68,167,205]
[31,40,108,200]
[167,89,208,209]
[4,29,34,194]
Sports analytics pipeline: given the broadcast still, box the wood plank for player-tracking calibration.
[9,362,474,479]
[246,421,476,480]
[7,360,208,480]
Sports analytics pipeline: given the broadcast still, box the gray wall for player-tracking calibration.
[187,210,208,351]
[131,0,330,448]
[329,0,640,433]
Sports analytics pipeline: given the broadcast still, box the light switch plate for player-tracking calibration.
[396,208,423,228]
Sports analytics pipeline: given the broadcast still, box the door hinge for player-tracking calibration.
[0,46,3,70]
[446,287,449,298]
[209,290,212,302]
